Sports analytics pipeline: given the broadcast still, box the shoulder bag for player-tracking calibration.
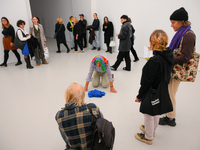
[171,30,200,82]
[54,24,62,39]
[14,29,27,50]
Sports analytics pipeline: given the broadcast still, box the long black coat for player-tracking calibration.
[102,22,113,44]
[131,25,135,45]
[55,23,66,44]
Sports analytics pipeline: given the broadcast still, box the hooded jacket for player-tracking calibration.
[137,48,174,99]
[118,21,132,52]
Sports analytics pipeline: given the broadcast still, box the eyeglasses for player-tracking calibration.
[1,20,7,22]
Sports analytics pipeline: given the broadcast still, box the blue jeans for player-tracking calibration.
[93,30,100,48]
[69,31,74,48]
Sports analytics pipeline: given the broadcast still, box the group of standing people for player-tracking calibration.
[55,15,87,53]
[0,16,48,69]
[55,7,197,149]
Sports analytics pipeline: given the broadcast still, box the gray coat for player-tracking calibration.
[29,24,46,50]
[118,21,132,52]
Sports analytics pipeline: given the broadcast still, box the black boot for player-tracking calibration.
[0,63,7,67]
[109,47,112,54]
[15,61,22,66]
[25,56,34,69]
[92,47,96,50]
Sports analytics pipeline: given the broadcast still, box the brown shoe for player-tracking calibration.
[135,133,153,145]
[44,62,48,64]
[140,125,155,137]
[36,64,40,66]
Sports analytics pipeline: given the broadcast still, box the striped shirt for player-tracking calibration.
[55,102,103,150]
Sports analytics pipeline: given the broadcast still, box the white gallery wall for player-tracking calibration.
[29,0,200,57]
[0,0,32,64]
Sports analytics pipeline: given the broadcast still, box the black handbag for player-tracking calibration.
[14,29,26,50]
[140,56,173,116]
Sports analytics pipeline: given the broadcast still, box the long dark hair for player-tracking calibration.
[32,16,40,24]
[1,17,10,29]
[103,16,110,25]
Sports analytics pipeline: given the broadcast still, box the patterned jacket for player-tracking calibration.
[55,102,103,150]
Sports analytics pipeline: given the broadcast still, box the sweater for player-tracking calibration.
[73,22,81,37]
[2,25,15,43]
[91,19,99,31]
[174,30,196,65]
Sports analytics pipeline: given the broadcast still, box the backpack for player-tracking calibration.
[87,104,115,150]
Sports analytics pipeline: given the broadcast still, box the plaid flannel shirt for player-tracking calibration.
[55,102,103,150]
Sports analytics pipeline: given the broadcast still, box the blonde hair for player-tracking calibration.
[149,30,168,51]
[65,82,85,106]
[73,17,78,25]
[57,17,63,24]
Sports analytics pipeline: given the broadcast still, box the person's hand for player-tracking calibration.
[26,34,31,37]
[110,87,117,93]
[76,35,78,40]
[90,28,93,30]
[70,26,73,28]
[44,41,46,46]
[105,26,107,29]
[116,33,119,37]
[10,42,14,47]
[84,85,88,92]
[135,97,141,103]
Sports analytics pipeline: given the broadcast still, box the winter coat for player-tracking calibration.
[55,23,66,44]
[102,22,114,44]
[79,19,87,34]
[118,21,132,52]
[137,48,174,99]
[29,24,46,50]
[27,35,40,58]
[130,25,135,45]
[67,21,74,32]
[87,25,95,45]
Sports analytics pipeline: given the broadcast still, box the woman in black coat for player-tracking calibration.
[135,30,174,145]
[55,17,70,53]
[102,16,113,53]
[73,17,83,53]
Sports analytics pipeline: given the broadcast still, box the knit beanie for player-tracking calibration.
[170,7,188,21]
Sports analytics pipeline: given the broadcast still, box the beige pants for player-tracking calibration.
[144,114,160,140]
[92,70,109,88]
[167,78,181,118]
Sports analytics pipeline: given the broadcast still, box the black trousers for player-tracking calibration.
[112,51,131,70]
[3,50,21,64]
[74,37,83,51]
[130,45,139,60]
[80,33,87,47]
[57,42,70,51]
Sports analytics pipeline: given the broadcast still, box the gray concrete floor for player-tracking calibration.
[0,37,200,150]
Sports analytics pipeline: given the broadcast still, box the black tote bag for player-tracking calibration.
[14,30,27,50]
[140,80,173,116]
[140,55,173,116]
